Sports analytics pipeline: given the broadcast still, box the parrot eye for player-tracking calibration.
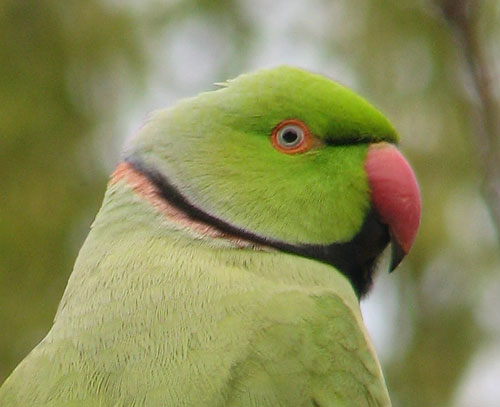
[278,125,304,147]
[271,119,315,154]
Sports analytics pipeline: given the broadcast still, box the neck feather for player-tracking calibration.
[109,162,258,249]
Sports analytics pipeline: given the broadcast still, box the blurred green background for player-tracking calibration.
[1,0,500,406]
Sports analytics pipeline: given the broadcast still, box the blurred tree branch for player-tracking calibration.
[436,0,500,242]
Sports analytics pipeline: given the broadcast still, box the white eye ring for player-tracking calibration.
[276,124,305,148]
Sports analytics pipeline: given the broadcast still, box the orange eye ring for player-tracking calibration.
[271,119,315,154]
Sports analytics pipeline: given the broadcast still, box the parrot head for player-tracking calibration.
[123,66,421,297]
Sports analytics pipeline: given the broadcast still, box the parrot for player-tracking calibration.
[0,66,421,407]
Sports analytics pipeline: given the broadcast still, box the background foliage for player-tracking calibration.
[1,1,499,406]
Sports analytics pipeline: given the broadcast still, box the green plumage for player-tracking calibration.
[0,66,396,406]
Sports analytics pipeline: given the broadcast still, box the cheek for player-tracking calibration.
[179,132,371,245]
[294,148,370,241]
[214,143,370,244]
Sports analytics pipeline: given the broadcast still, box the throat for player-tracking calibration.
[114,158,391,298]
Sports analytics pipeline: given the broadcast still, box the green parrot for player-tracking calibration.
[0,66,421,406]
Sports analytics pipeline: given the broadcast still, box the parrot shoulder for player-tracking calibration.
[223,290,391,407]
[0,339,100,407]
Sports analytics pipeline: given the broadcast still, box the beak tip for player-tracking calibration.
[389,238,406,272]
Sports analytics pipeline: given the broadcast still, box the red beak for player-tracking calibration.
[364,143,421,271]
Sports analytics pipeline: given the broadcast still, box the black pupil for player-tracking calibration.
[282,129,299,144]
